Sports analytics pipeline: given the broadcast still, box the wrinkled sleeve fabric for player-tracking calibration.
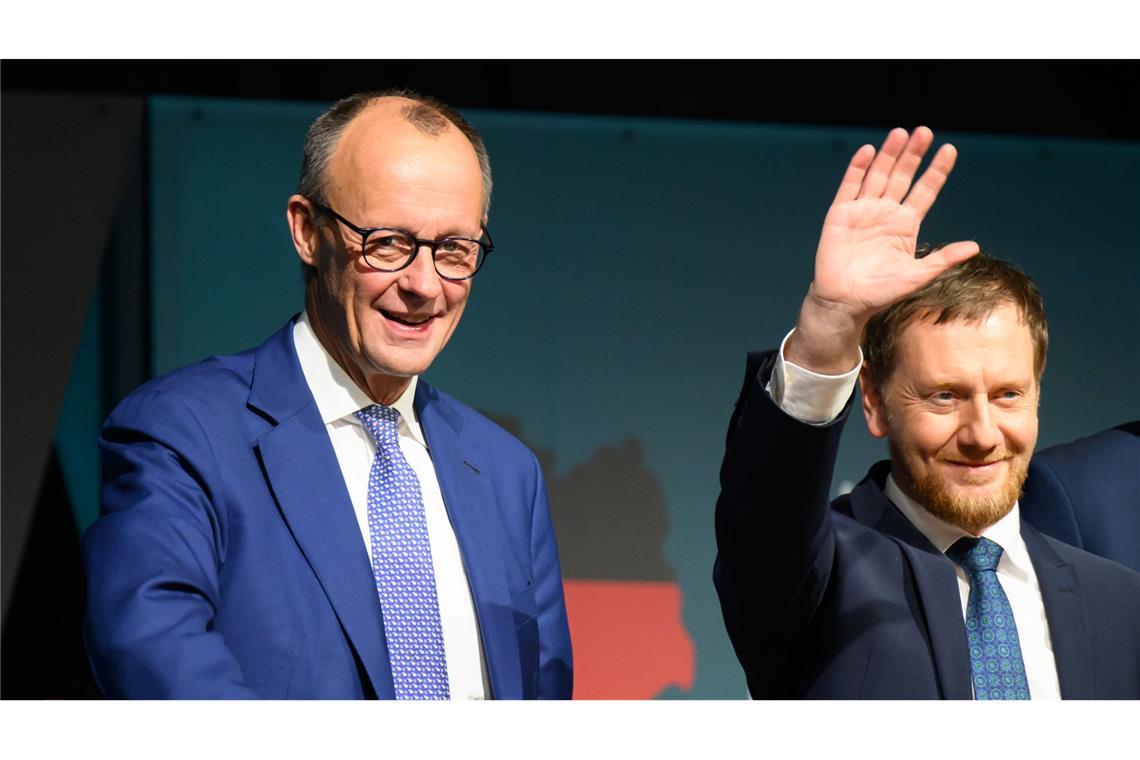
[82,388,259,699]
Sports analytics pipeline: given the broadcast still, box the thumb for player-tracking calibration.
[921,240,980,276]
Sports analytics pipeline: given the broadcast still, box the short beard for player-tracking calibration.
[889,439,1029,536]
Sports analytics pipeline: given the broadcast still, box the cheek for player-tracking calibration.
[1005,413,1038,452]
[904,413,960,457]
[352,273,398,309]
[443,284,471,318]
[317,250,356,305]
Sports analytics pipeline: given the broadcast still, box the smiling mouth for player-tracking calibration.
[939,458,1010,482]
[381,310,435,327]
[942,457,1009,468]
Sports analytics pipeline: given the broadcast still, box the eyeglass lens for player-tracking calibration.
[364,230,485,280]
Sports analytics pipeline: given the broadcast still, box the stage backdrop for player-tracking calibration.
[57,96,1140,698]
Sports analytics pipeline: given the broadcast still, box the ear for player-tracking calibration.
[286,194,321,268]
[860,365,889,439]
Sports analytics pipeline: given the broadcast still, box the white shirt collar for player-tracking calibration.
[884,473,1031,578]
[293,311,426,448]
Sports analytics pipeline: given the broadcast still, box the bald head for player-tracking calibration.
[296,89,493,216]
[324,99,484,225]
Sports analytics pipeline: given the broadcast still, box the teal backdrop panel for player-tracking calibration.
[150,95,1140,698]
[150,98,323,371]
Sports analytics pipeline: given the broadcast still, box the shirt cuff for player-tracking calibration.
[765,328,862,425]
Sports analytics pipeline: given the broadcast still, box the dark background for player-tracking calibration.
[6,60,1140,140]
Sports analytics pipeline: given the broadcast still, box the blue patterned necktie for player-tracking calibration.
[946,536,1031,700]
[355,404,449,700]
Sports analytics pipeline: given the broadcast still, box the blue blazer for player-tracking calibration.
[1021,421,1140,573]
[83,320,573,699]
[714,351,1140,699]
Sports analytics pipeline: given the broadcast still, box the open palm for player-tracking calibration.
[810,127,979,321]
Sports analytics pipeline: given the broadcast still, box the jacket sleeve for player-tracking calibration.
[82,387,260,699]
[528,450,574,699]
[712,350,851,697]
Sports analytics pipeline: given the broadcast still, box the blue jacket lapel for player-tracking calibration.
[247,320,395,699]
[1021,521,1095,699]
[849,468,974,699]
[415,381,525,699]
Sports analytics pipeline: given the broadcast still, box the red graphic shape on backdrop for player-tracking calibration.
[564,579,694,699]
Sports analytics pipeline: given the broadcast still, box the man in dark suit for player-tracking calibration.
[1022,421,1140,573]
[83,90,573,699]
[714,127,1140,699]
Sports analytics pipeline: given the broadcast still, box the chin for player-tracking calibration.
[907,462,1029,536]
[366,350,436,379]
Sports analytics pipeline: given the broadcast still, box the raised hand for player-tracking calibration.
[787,127,979,373]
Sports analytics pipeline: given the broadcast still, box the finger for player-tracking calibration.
[882,126,934,202]
[831,144,876,206]
[857,128,909,200]
[903,143,959,218]
[919,240,981,275]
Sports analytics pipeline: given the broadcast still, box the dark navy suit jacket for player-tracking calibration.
[714,351,1140,699]
[83,319,573,699]
[1021,421,1140,573]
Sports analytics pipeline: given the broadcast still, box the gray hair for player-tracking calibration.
[297,88,493,217]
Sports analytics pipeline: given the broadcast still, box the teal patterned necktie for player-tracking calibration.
[946,536,1031,700]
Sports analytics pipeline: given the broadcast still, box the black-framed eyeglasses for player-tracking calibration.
[309,200,494,281]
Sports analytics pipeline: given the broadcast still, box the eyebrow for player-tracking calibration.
[376,223,482,240]
[914,378,1034,393]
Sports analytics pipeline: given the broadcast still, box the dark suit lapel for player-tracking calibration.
[849,468,974,699]
[247,321,395,699]
[416,381,524,699]
[1021,521,1095,699]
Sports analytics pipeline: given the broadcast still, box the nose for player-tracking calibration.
[397,243,444,300]
[958,395,1002,452]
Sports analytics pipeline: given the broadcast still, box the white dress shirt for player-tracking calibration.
[293,313,489,699]
[767,328,1062,699]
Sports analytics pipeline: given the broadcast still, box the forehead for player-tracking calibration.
[891,303,1036,384]
[327,100,483,222]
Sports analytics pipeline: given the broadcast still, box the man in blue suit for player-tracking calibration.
[714,127,1140,698]
[83,90,573,699]
[1022,421,1140,573]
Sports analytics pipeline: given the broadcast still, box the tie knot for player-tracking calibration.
[355,404,401,446]
[946,536,1004,574]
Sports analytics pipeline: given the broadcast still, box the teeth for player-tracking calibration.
[384,311,430,326]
